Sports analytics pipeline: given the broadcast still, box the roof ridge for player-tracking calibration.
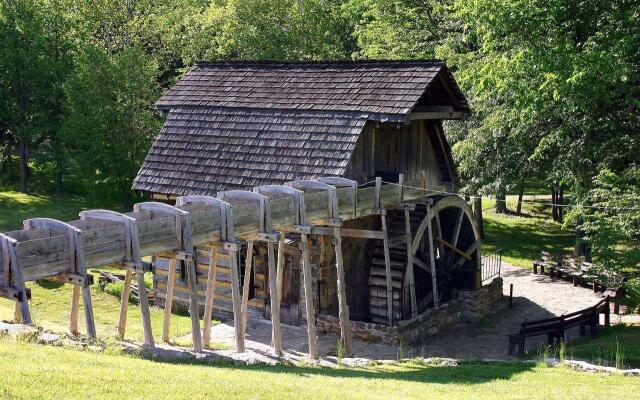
[194,59,446,68]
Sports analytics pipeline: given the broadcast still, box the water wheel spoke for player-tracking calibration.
[452,242,479,269]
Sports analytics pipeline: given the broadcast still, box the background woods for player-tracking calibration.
[0,0,638,295]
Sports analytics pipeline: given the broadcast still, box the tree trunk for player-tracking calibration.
[55,170,63,194]
[551,183,558,221]
[495,189,508,214]
[557,186,564,223]
[516,177,525,215]
[19,135,29,193]
[473,196,484,239]
[575,218,592,262]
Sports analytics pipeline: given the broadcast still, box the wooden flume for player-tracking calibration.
[0,176,477,357]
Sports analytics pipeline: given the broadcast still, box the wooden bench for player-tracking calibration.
[508,316,564,356]
[532,251,561,275]
[507,297,611,356]
[553,256,588,283]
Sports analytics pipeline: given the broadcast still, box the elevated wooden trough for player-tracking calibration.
[0,177,462,358]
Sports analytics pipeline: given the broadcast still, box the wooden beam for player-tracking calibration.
[380,212,394,324]
[409,111,466,120]
[225,241,245,352]
[453,242,479,268]
[118,270,133,338]
[404,209,417,318]
[131,222,154,347]
[202,246,218,348]
[267,240,282,355]
[426,206,439,306]
[437,237,471,261]
[299,234,318,359]
[304,226,385,239]
[162,257,177,342]
[451,209,464,248]
[333,224,351,354]
[240,240,254,339]
[70,285,80,335]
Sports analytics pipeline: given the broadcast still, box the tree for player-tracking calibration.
[62,45,161,206]
[570,167,640,307]
[0,0,50,193]
[181,0,355,62]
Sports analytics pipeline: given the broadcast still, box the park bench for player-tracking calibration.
[507,296,610,356]
[551,256,589,284]
[532,251,562,275]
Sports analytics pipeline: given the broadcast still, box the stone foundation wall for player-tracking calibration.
[316,278,504,345]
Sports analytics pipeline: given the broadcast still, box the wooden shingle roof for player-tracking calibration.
[133,107,368,195]
[134,61,469,195]
[155,61,469,117]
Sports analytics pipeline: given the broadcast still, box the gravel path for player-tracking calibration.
[203,263,609,361]
[413,263,605,360]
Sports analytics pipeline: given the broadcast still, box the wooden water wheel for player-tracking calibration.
[368,195,482,324]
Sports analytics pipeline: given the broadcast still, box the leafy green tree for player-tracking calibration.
[342,0,452,59]
[182,0,355,62]
[0,0,50,193]
[570,167,640,307]
[62,45,161,206]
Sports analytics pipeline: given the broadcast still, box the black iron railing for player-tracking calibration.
[481,249,503,283]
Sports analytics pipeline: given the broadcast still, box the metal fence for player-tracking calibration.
[481,249,503,283]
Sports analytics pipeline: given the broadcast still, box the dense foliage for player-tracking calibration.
[0,0,637,293]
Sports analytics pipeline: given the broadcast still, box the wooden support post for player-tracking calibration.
[300,234,318,359]
[118,270,132,338]
[227,242,245,353]
[398,173,405,203]
[70,285,80,335]
[175,195,233,350]
[240,240,254,338]
[22,218,96,337]
[80,209,148,343]
[130,222,154,347]
[288,179,350,354]
[380,210,394,324]
[184,217,203,353]
[162,257,177,342]
[333,224,351,354]
[1,235,32,325]
[404,208,417,318]
[74,230,96,338]
[134,202,200,351]
[203,246,218,348]
[426,206,439,306]
[276,232,285,320]
[258,183,322,359]
[267,240,283,355]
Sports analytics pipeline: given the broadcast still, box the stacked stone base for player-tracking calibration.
[317,278,504,345]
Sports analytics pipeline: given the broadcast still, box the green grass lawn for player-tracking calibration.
[0,340,637,400]
[569,324,640,368]
[481,196,574,268]
[0,189,121,231]
[0,273,196,343]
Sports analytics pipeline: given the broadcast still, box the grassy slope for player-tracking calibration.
[569,324,640,368]
[0,276,196,342]
[0,341,638,400]
[0,190,197,342]
[481,197,574,268]
[0,190,121,231]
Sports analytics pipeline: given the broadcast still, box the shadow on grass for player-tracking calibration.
[145,356,537,385]
[483,217,574,267]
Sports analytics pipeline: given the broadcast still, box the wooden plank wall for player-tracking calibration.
[344,120,442,186]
